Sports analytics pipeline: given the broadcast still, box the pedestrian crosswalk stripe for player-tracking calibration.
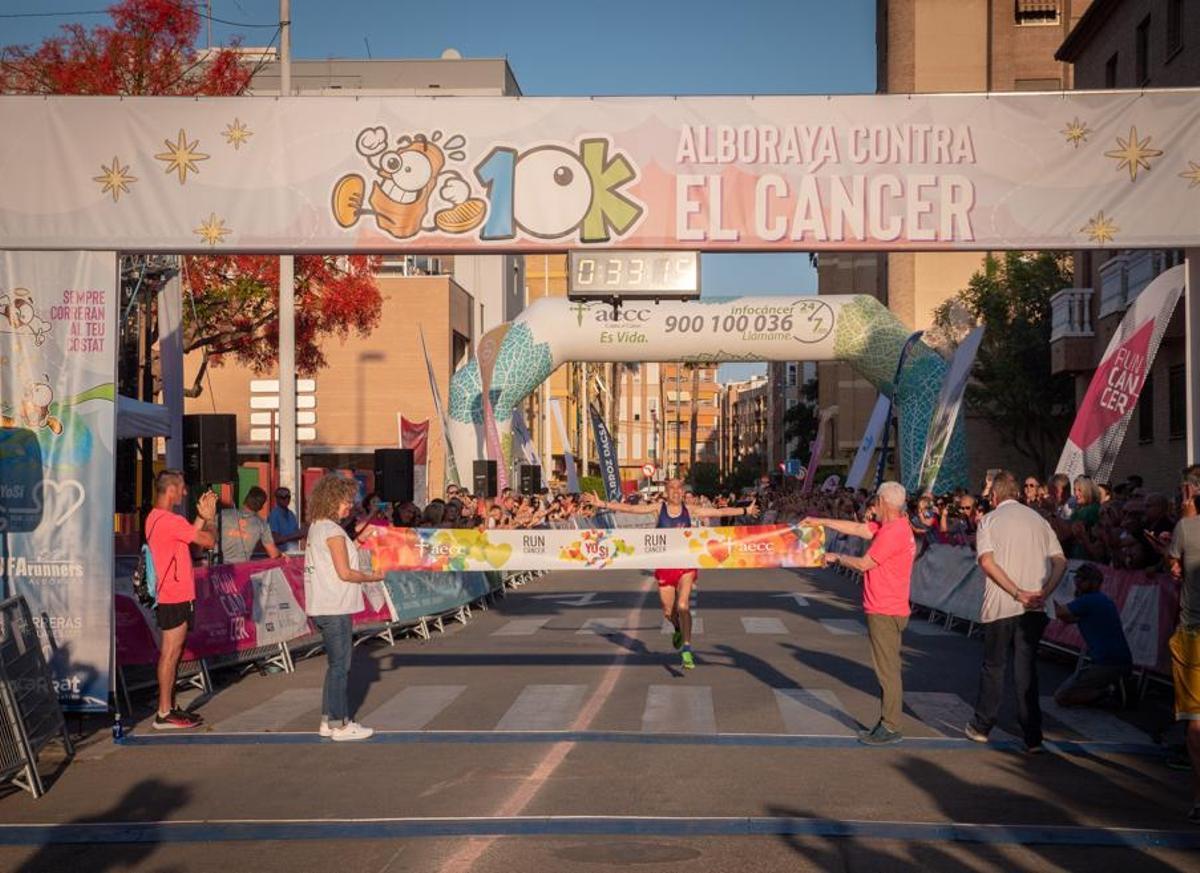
[642,685,717,734]
[1040,696,1150,744]
[361,685,466,730]
[905,691,1017,742]
[577,617,629,635]
[492,617,552,636]
[819,619,867,636]
[210,688,319,732]
[496,685,589,731]
[774,689,857,736]
[741,617,789,635]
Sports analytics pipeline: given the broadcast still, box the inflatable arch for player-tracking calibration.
[447,296,967,493]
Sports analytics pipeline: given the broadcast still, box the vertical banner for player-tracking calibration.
[418,326,459,487]
[510,408,539,465]
[550,398,580,493]
[1056,265,1185,482]
[801,408,836,494]
[0,250,116,711]
[918,327,985,494]
[845,394,891,491]
[588,402,620,500]
[475,324,511,492]
[400,416,430,507]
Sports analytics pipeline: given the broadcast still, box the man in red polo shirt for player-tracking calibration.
[145,469,217,729]
[805,480,916,745]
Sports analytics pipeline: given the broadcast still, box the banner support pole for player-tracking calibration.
[1187,249,1200,464]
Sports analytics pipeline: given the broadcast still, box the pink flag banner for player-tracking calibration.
[1056,265,1184,483]
[400,417,430,464]
[801,408,836,494]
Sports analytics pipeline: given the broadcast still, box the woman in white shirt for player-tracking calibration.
[304,474,384,741]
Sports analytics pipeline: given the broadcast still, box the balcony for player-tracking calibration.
[1097,255,1128,320]
[1049,287,1096,375]
[1126,250,1166,303]
[1050,288,1094,341]
[1097,251,1168,320]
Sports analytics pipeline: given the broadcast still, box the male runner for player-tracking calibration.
[587,480,757,669]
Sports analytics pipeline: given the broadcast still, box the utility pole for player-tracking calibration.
[277,0,298,513]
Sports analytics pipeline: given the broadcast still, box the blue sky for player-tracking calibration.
[2,0,877,378]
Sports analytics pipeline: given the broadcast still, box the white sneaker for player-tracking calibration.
[319,717,335,738]
[330,721,373,742]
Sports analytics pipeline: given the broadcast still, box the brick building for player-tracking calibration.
[1051,0,1198,491]
[818,0,1093,486]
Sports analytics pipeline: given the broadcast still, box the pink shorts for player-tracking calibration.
[654,569,696,588]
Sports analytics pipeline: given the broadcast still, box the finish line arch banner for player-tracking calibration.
[0,90,1198,252]
[449,294,969,493]
[364,523,826,573]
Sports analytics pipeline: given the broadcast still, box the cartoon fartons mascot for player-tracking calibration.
[332,127,487,239]
[0,288,51,346]
[1,378,63,435]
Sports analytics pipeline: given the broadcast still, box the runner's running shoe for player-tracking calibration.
[153,708,202,730]
[681,648,695,670]
[672,628,683,650]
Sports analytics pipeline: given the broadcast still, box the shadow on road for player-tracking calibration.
[14,778,189,873]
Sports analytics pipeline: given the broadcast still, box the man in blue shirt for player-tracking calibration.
[1053,563,1133,707]
[267,486,305,550]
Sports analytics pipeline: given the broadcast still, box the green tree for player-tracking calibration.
[931,252,1074,476]
[782,378,820,460]
[724,452,766,492]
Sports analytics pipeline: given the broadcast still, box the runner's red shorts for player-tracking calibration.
[654,569,696,588]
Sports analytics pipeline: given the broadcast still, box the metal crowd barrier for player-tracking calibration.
[116,568,552,713]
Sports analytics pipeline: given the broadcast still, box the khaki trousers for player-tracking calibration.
[866,613,909,731]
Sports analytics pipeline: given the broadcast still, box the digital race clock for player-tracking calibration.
[567,250,700,301]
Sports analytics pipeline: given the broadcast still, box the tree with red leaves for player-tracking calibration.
[1,0,383,395]
[0,0,254,95]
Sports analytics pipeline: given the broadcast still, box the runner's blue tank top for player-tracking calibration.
[657,502,691,528]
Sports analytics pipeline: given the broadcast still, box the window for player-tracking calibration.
[1169,364,1187,439]
[1136,16,1150,84]
[1138,371,1154,443]
[1105,53,1119,88]
[1014,0,1059,26]
[1168,0,1184,57]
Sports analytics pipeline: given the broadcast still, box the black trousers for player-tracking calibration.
[971,611,1049,746]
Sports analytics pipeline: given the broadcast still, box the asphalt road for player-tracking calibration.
[0,564,1195,873]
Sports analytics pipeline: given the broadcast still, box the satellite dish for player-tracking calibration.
[441,48,462,60]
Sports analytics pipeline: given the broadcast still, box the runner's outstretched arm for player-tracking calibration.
[584,494,659,515]
[691,497,758,520]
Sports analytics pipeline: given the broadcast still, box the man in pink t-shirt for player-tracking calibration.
[805,481,915,745]
[144,470,216,730]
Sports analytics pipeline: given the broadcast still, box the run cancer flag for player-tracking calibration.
[1056,265,1185,483]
